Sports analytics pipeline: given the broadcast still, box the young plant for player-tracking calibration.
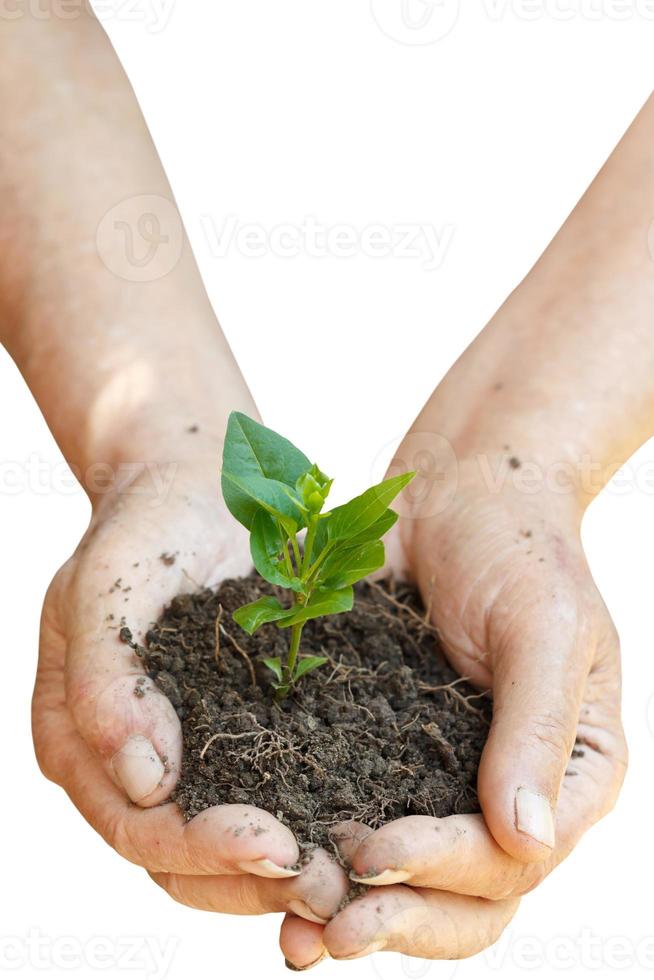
[221,412,415,699]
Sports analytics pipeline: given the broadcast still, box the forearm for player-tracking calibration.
[413,93,654,509]
[0,12,255,482]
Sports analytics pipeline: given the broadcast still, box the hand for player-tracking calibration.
[32,460,349,925]
[290,453,626,966]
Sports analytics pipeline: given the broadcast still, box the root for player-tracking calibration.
[418,678,490,722]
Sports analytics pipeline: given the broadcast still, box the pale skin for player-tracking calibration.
[1,7,648,969]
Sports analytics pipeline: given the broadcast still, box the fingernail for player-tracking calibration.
[112,735,164,803]
[238,858,301,879]
[335,940,387,961]
[515,787,555,848]
[349,868,411,886]
[288,900,328,925]
[285,951,328,971]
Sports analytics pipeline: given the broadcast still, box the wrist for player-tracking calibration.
[78,351,258,508]
[393,404,591,547]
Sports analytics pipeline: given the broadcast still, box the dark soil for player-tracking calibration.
[139,575,492,852]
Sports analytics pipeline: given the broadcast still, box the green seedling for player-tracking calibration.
[221,412,415,699]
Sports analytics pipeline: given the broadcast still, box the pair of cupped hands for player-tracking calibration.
[33,444,627,969]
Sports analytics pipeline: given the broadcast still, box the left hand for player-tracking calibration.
[280,454,627,967]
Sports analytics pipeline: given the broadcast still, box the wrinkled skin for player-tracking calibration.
[32,458,627,967]
[292,458,627,964]
[32,465,351,928]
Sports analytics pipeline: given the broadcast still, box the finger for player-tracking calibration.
[54,546,185,805]
[280,916,328,971]
[151,848,349,922]
[477,596,592,862]
[33,696,301,876]
[347,693,627,902]
[329,820,373,867]
[323,885,519,961]
[348,814,528,899]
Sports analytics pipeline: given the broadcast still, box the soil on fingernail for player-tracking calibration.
[142,574,491,850]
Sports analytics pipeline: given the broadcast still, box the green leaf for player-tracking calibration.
[279,586,354,627]
[222,412,311,530]
[319,473,415,544]
[223,412,311,485]
[233,596,291,635]
[320,540,385,589]
[221,471,304,531]
[293,656,328,682]
[345,508,398,547]
[250,511,294,588]
[262,657,284,683]
[314,507,398,556]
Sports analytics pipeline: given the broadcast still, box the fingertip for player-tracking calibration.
[280,915,327,971]
[238,859,301,879]
[322,884,410,960]
[70,672,183,805]
[111,734,166,804]
[479,779,556,863]
[328,820,373,867]
[346,816,421,879]
[185,804,300,873]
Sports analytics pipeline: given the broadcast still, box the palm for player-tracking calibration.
[33,466,251,810]
[32,465,353,939]
[380,469,627,876]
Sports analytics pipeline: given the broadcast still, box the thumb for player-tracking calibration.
[57,555,184,808]
[477,597,590,863]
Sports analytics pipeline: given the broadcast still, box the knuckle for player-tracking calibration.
[101,806,142,865]
[155,872,189,907]
[455,900,517,959]
[231,874,269,915]
[32,722,59,784]
[524,712,575,765]
[508,862,549,898]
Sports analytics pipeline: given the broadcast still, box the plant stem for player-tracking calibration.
[283,541,295,578]
[305,540,336,584]
[287,623,303,677]
[301,517,318,577]
[290,533,301,571]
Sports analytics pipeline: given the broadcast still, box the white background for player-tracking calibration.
[2,2,654,978]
